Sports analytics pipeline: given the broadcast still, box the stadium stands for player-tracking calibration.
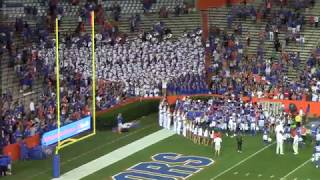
[0,0,200,151]
[0,0,319,158]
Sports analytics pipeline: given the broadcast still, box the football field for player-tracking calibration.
[83,126,318,180]
[4,113,319,180]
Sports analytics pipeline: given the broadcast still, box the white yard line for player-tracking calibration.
[280,159,310,180]
[210,142,275,180]
[53,129,175,180]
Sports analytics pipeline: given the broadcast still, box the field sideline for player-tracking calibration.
[3,113,319,180]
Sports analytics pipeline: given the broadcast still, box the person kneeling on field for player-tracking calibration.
[0,155,12,176]
[117,113,124,134]
[262,125,271,144]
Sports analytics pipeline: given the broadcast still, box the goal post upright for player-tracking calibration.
[91,11,96,135]
[52,11,96,178]
[53,17,61,178]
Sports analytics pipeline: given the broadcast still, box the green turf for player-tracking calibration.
[3,113,160,180]
[84,134,319,180]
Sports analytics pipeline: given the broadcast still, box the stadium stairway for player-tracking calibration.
[286,5,320,79]
[208,2,320,81]
[118,11,201,40]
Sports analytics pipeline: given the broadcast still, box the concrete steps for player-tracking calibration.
[208,3,320,81]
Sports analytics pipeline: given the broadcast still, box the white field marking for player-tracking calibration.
[53,129,175,180]
[25,124,155,180]
[210,142,275,180]
[258,174,262,177]
[245,173,250,176]
[233,172,239,175]
[293,178,298,180]
[281,159,310,179]
[270,175,274,178]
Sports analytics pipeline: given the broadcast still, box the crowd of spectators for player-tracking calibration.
[0,0,319,156]
[208,0,320,102]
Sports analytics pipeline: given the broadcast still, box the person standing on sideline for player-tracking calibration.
[158,102,164,127]
[177,111,182,135]
[162,105,167,128]
[117,113,124,134]
[213,134,222,157]
[162,79,167,96]
[166,108,172,130]
[173,111,177,133]
[293,132,299,155]
[236,131,243,153]
[276,130,284,155]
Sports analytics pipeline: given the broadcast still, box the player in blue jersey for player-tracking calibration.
[316,129,320,145]
[262,125,271,144]
[311,124,319,144]
[0,155,11,176]
[284,125,291,144]
[311,143,320,168]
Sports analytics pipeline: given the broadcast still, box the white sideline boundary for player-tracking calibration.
[280,159,310,180]
[210,142,275,180]
[53,129,175,180]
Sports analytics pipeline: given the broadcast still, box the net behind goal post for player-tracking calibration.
[257,101,283,116]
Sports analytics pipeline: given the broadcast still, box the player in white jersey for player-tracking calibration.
[197,126,203,144]
[203,128,209,145]
[232,117,237,136]
[250,115,256,136]
[228,116,235,136]
[187,120,191,139]
[182,113,187,137]
[173,111,177,133]
[292,133,299,155]
[163,107,168,128]
[213,135,222,157]
[269,114,276,132]
[316,131,320,144]
[311,144,320,168]
[177,111,182,135]
[189,121,195,140]
[222,117,228,132]
[276,126,285,155]
[239,115,245,133]
[193,125,198,143]
[158,104,164,127]
[166,108,172,130]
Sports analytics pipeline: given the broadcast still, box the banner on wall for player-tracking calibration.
[41,116,92,146]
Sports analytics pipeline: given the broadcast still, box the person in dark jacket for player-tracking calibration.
[236,131,243,153]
